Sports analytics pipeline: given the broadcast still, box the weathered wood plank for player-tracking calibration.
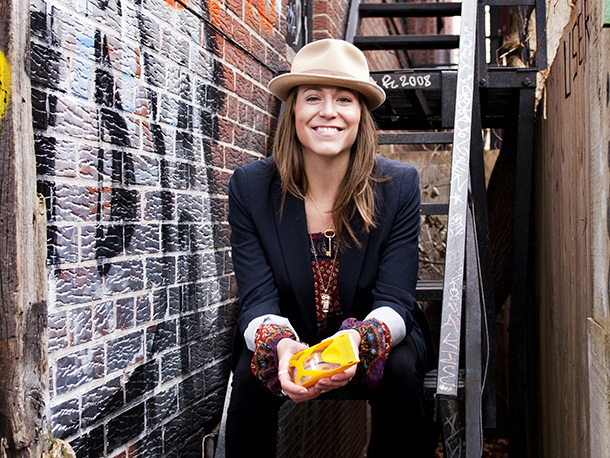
[533,0,598,455]
[0,0,49,457]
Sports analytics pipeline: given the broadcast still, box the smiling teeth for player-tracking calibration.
[316,127,340,132]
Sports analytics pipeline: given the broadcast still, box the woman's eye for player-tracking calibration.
[338,96,354,103]
[305,95,321,102]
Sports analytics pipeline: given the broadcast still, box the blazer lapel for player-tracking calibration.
[271,180,317,334]
[338,217,370,319]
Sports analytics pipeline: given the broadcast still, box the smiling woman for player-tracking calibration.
[295,86,361,163]
[224,39,433,458]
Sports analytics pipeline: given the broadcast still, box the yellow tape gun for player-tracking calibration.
[289,332,360,387]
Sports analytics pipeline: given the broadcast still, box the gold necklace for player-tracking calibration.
[305,196,338,313]
[308,232,339,313]
[307,194,336,257]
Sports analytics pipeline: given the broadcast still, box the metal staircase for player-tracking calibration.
[346,0,546,456]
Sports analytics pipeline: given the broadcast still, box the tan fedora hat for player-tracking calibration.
[268,39,386,110]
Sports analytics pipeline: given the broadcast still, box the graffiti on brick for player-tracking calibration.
[0,50,10,121]
[164,0,188,8]
[32,1,232,455]
[286,0,303,49]
[94,29,138,275]
[247,0,278,34]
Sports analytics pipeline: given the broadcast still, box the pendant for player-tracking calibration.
[321,293,331,313]
[324,229,335,257]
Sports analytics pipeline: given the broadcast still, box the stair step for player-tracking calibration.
[423,369,465,400]
[378,131,453,145]
[421,203,449,215]
[359,2,462,18]
[354,35,460,51]
[415,279,444,301]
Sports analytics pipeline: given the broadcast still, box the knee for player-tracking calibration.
[380,336,425,397]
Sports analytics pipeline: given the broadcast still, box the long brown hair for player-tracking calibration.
[272,88,384,249]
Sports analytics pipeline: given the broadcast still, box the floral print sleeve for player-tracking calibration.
[340,317,392,388]
[250,324,297,395]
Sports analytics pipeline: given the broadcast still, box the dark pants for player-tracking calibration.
[225,335,428,458]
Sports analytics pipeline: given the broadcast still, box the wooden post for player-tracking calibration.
[0,0,49,457]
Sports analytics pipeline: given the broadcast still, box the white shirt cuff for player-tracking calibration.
[365,306,406,345]
[244,314,301,352]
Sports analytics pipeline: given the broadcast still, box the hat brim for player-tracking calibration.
[268,72,386,111]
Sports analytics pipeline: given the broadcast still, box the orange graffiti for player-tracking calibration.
[164,0,187,9]
[247,0,277,35]
[207,0,221,27]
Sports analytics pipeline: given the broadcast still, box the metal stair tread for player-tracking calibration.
[353,35,460,51]
[358,2,462,18]
[415,279,444,301]
[378,131,453,145]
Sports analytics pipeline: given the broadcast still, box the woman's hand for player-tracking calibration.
[276,329,361,403]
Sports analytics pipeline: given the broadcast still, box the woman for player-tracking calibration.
[225,39,433,457]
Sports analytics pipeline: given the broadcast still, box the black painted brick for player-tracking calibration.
[69,425,104,458]
[116,297,135,330]
[168,286,182,316]
[55,345,105,394]
[145,256,176,288]
[125,223,160,256]
[131,428,163,457]
[107,403,145,452]
[50,397,79,439]
[94,300,115,338]
[136,295,152,325]
[107,331,144,373]
[161,349,183,383]
[81,376,123,428]
[178,312,203,343]
[152,288,169,320]
[125,359,158,403]
[144,190,175,220]
[35,135,55,176]
[146,386,178,429]
[161,224,190,252]
[69,305,93,346]
[176,194,204,222]
[48,310,68,353]
[104,259,144,294]
[31,42,61,89]
[146,319,177,357]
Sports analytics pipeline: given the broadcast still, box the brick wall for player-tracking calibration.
[30,0,290,456]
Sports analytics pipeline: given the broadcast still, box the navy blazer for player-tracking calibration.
[228,156,432,364]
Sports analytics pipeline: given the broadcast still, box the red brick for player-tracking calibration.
[251,36,266,63]
[222,65,235,93]
[244,2,260,32]
[210,142,225,168]
[213,169,231,195]
[225,44,245,72]
[227,0,243,20]
[243,57,260,83]
[237,100,250,126]
[244,151,262,164]
[225,146,245,170]
[232,21,251,50]
[234,73,253,100]
[252,85,270,110]
[218,118,234,145]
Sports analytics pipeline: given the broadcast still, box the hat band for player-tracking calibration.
[296,68,364,80]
